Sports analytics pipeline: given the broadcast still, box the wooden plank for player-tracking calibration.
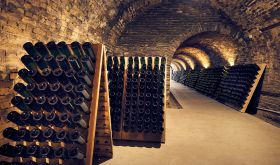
[240,64,266,113]
[85,44,103,165]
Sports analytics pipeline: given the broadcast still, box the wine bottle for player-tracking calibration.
[43,128,58,142]
[28,69,45,84]
[19,68,34,84]
[73,97,89,113]
[26,83,41,97]
[58,113,74,128]
[71,114,87,128]
[17,128,32,142]
[30,128,45,142]
[33,111,48,126]
[0,144,17,157]
[3,127,20,141]
[13,83,30,97]
[68,147,84,159]
[39,146,54,158]
[49,82,65,98]
[7,111,25,126]
[34,42,51,57]
[11,96,32,112]
[41,68,58,84]
[77,70,92,87]
[70,42,86,58]
[32,54,48,70]
[36,96,52,112]
[63,83,76,98]
[61,96,76,113]
[24,161,38,165]
[20,111,35,126]
[44,54,59,70]
[54,147,68,159]
[48,95,64,112]
[82,42,96,62]
[56,130,69,143]
[23,42,40,57]
[15,144,29,158]
[57,41,73,57]
[68,56,83,72]
[21,55,37,71]
[24,96,40,111]
[69,131,86,144]
[56,55,71,71]
[46,41,61,57]
[75,84,91,100]
[53,68,69,85]
[45,111,63,128]
[81,56,95,74]
[37,82,50,95]
[26,144,40,157]
[65,69,79,85]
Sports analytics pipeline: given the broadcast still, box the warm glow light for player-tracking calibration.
[172,59,187,70]
[171,62,180,71]
[229,60,235,66]
[175,54,195,69]
[175,47,210,68]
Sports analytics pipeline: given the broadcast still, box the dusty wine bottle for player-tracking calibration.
[40,146,54,158]
[3,127,20,141]
[82,42,96,62]
[81,56,95,74]
[57,41,73,57]
[44,54,59,70]
[20,111,35,126]
[48,95,64,112]
[49,82,65,98]
[71,114,87,128]
[11,96,32,112]
[58,113,74,128]
[41,68,58,84]
[15,144,29,158]
[7,111,25,126]
[36,96,53,112]
[74,97,89,113]
[23,42,40,57]
[71,41,86,58]
[26,83,41,97]
[56,55,71,71]
[46,111,64,128]
[0,144,17,157]
[61,96,76,113]
[27,144,40,157]
[24,96,41,111]
[53,68,69,85]
[54,147,69,159]
[46,41,61,57]
[68,56,83,72]
[65,69,79,85]
[63,83,76,98]
[77,70,92,87]
[69,131,86,144]
[37,82,50,96]
[19,68,34,84]
[21,55,37,71]
[18,128,32,142]
[75,84,91,100]
[33,111,48,126]
[13,83,31,97]
[43,128,58,142]
[68,147,84,159]
[30,128,45,142]
[56,130,69,143]
[28,69,45,84]
[32,55,48,70]
[34,42,51,57]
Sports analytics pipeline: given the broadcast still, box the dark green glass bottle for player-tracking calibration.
[57,41,73,57]
[21,55,37,71]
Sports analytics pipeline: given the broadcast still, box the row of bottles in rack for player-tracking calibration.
[107,56,166,134]
[0,41,97,162]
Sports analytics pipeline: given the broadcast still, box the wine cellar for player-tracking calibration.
[0,1,279,165]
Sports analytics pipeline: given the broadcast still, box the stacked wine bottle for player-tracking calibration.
[0,41,97,164]
[107,56,166,141]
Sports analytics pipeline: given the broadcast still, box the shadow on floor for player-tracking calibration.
[93,157,112,165]
[113,139,162,148]
[168,92,183,109]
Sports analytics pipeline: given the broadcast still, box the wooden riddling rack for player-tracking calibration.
[0,42,112,165]
[172,64,266,113]
[107,56,167,143]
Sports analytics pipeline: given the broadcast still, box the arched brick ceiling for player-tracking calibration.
[113,0,222,56]
[172,58,187,70]
[174,55,196,70]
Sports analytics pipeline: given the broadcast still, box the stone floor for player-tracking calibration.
[97,80,280,165]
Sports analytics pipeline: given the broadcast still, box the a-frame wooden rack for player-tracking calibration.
[12,44,113,165]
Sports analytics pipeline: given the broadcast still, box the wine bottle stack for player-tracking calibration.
[215,64,260,109]
[184,70,200,88]
[1,41,97,163]
[194,67,224,97]
[108,56,124,132]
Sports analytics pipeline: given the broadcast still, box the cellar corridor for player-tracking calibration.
[97,80,280,165]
